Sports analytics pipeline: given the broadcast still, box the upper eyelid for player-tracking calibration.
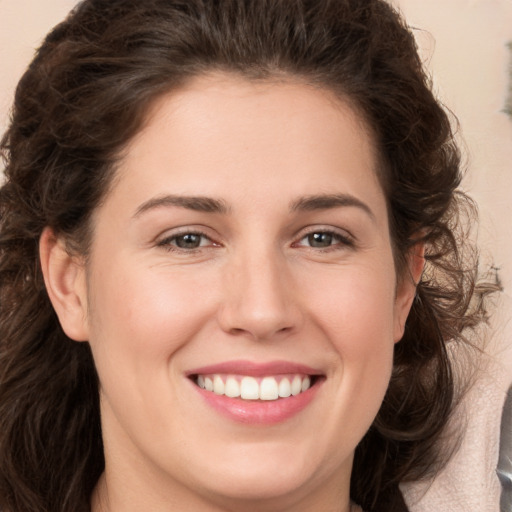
[156,229,216,248]
[156,225,214,240]
[291,228,357,252]
[294,225,355,242]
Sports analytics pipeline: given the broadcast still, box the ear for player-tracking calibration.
[393,242,425,343]
[39,227,89,341]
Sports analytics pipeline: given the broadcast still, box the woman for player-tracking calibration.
[0,1,492,511]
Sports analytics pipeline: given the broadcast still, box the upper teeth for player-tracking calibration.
[196,374,311,401]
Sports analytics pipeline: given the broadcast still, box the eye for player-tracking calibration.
[296,230,354,250]
[158,231,214,251]
[305,232,335,248]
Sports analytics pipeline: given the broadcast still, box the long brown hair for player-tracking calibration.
[0,1,494,510]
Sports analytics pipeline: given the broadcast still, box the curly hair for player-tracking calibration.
[0,0,494,511]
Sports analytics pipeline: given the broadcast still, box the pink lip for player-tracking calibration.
[186,360,324,425]
[186,359,322,377]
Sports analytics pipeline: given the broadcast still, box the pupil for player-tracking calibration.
[309,232,332,247]
[176,234,201,249]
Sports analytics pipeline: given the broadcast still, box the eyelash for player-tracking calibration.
[294,229,355,251]
[157,230,215,252]
[157,227,355,253]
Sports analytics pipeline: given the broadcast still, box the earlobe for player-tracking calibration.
[39,227,89,342]
[393,242,425,343]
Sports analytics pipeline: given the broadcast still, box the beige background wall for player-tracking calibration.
[1,1,511,511]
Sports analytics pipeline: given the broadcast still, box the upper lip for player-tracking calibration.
[186,360,322,377]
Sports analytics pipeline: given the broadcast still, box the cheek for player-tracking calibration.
[305,262,397,348]
[89,261,212,344]
[85,260,221,399]
[84,261,224,447]
[304,263,396,410]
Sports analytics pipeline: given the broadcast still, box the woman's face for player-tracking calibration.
[53,75,417,510]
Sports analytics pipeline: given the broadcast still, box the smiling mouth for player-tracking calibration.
[192,374,316,401]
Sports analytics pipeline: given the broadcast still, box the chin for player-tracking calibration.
[198,470,312,510]
[189,442,339,507]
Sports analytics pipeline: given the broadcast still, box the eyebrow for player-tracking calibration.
[133,195,230,217]
[133,192,375,220]
[290,193,376,221]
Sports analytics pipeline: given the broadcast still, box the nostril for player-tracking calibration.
[226,323,296,341]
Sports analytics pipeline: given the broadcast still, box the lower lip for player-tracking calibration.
[191,379,322,425]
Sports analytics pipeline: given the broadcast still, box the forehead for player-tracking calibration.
[99,73,386,225]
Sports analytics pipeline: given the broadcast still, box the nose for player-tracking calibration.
[217,249,303,341]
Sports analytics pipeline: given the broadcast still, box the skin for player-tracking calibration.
[40,74,422,512]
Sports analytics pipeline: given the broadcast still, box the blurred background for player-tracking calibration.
[1,1,511,511]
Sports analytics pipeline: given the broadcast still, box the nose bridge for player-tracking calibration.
[218,241,300,340]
